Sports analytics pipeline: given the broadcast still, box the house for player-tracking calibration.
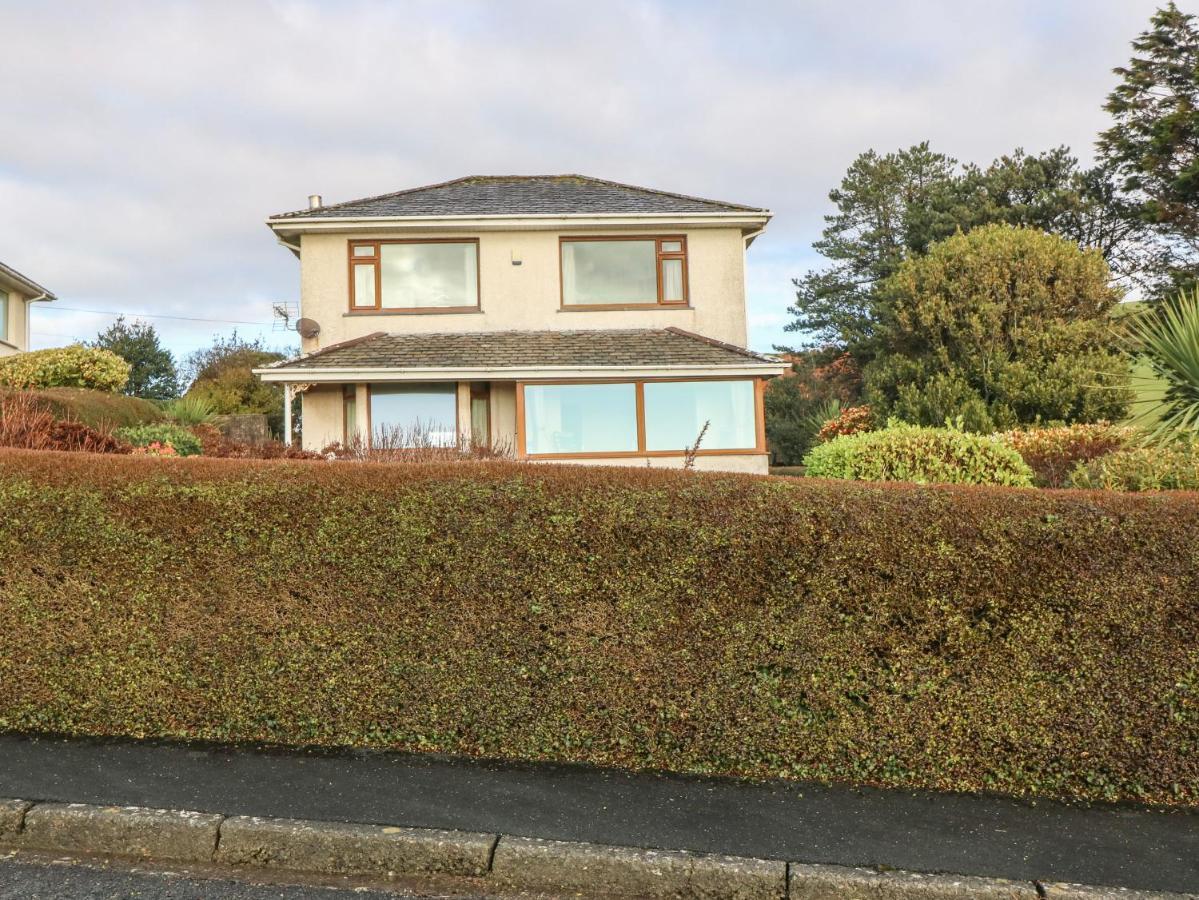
[0,261,56,356]
[254,175,786,472]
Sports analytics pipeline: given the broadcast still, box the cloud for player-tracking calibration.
[0,0,1162,356]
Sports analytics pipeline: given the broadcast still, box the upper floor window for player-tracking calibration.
[560,236,687,308]
[349,240,479,313]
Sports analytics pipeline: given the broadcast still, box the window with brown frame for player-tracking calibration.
[348,239,480,313]
[560,236,688,308]
[517,377,764,458]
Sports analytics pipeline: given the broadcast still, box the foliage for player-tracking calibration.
[763,350,862,465]
[786,144,1154,357]
[816,405,873,442]
[164,394,215,426]
[192,423,322,460]
[1068,442,1199,491]
[0,344,130,393]
[114,423,202,457]
[999,422,1139,488]
[864,225,1134,431]
[0,452,1195,807]
[0,392,131,454]
[182,333,292,437]
[88,317,179,400]
[1099,2,1199,291]
[0,387,163,430]
[131,441,178,458]
[1125,287,1199,438]
[803,422,1034,487]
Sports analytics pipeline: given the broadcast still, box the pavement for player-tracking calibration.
[0,853,469,899]
[0,734,1195,895]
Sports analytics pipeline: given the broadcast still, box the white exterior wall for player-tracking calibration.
[294,226,749,352]
[0,285,29,356]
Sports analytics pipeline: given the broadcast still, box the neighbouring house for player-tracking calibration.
[254,175,785,472]
[0,261,56,356]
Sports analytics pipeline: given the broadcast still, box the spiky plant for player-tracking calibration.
[1127,288,1199,439]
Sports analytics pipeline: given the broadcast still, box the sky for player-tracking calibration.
[0,0,1168,360]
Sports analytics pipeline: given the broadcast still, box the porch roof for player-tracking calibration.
[255,328,785,382]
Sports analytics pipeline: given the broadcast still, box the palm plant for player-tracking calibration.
[164,394,215,426]
[1126,287,1199,439]
[800,397,842,443]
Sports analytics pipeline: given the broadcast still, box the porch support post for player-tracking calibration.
[456,381,472,447]
[283,384,293,446]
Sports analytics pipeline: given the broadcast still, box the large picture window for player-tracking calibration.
[0,291,7,342]
[643,380,756,451]
[519,378,761,457]
[523,383,638,454]
[561,237,687,307]
[350,240,479,312]
[369,383,457,447]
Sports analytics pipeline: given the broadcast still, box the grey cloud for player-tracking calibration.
[0,0,1162,355]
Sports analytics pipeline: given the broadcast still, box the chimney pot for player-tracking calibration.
[308,194,322,209]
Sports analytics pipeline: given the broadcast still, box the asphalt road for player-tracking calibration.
[0,854,474,899]
[1,734,1196,893]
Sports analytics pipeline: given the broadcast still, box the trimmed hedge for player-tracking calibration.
[1000,423,1138,488]
[0,345,130,392]
[0,387,164,429]
[804,423,1034,486]
[1069,443,1199,491]
[0,451,1196,807]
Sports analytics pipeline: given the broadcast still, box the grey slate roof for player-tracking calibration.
[270,175,767,220]
[269,328,776,371]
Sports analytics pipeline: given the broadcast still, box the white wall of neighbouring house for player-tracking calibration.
[0,285,29,356]
[294,226,750,352]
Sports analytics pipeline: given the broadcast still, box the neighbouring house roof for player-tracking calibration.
[256,328,784,381]
[269,175,768,221]
[0,261,56,301]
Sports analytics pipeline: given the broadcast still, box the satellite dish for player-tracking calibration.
[295,318,321,339]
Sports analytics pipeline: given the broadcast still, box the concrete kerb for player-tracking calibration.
[0,798,1192,899]
[215,814,497,877]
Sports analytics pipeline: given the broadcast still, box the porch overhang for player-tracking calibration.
[254,362,785,383]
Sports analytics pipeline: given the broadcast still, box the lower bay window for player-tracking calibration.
[518,378,763,458]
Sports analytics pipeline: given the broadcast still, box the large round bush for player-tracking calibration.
[803,423,1034,486]
[0,345,130,393]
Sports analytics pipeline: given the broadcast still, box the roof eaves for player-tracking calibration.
[0,261,56,300]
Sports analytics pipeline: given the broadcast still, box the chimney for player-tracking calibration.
[308,194,323,209]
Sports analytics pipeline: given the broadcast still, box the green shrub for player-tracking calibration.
[114,423,202,457]
[0,345,130,392]
[0,452,1195,807]
[1068,443,1199,491]
[1000,422,1139,488]
[803,423,1034,486]
[0,387,164,429]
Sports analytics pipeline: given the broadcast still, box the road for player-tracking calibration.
[0,854,484,899]
[2,734,1196,894]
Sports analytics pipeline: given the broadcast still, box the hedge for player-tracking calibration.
[804,423,1035,487]
[0,345,130,392]
[0,450,1196,807]
[0,387,164,429]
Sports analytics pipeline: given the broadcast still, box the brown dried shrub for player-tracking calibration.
[0,391,130,453]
